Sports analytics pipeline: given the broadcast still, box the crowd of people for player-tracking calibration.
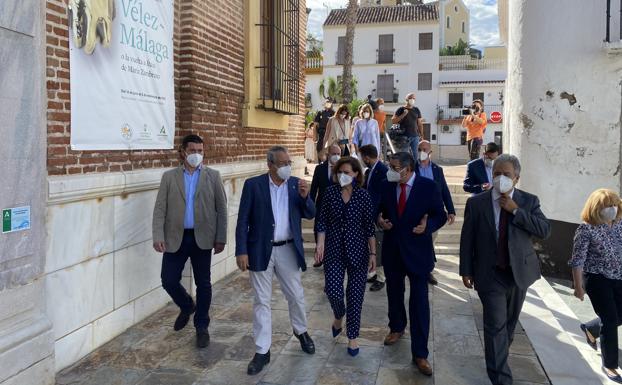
[151,132,621,385]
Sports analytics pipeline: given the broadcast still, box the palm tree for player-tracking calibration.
[319,76,358,103]
[341,0,358,103]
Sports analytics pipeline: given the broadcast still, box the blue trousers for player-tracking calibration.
[408,135,420,156]
[324,256,368,340]
[161,229,212,330]
[385,254,430,359]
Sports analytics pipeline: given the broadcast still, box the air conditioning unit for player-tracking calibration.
[441,125,453,133]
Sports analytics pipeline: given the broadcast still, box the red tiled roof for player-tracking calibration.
[324,4,439,26]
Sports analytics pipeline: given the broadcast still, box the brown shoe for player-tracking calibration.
[383,331,403,346]
[413,357,433,376]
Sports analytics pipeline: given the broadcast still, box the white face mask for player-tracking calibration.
[408,99,416,107]
[363,112,371,119]
[276,165,291,181]
[338,173,353,187]
[325,103,332,109]
[386,169,402,183]
[329,154,340,164]
[378,105,385,111]
[418,151,429,162]
[186,153,203,168]
[484,158,494,168]
[601,206,618,222]
[493,175,514,194]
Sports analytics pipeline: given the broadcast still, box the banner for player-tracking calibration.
[69,0,175,150]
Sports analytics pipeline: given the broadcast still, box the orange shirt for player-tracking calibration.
[464,112,487,141]
[374,110,387,135]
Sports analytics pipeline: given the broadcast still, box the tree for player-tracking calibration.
[307,32,322,56]
[439,38,471,56]
[319,76,358,103]
[341,0,358,103]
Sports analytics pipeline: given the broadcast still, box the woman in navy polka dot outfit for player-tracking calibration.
[315,157,377,356]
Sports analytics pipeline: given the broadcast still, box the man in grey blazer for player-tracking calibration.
[459,154,550,385]
[152,134,227,348]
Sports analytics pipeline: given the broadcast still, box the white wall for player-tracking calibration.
[505,0,622,224]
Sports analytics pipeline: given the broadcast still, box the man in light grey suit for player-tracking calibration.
[153,134,228,349]
[459,154,550,385]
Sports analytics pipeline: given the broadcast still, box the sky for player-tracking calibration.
[306,0,501,49]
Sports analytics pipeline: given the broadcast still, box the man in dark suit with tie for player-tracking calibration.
[359,144,388,291]
[235,146,316,375]
[460,154,550,385]
[463,142,500,195]
[377,152,447,376]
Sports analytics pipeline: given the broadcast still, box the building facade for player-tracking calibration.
[1,0,308,382]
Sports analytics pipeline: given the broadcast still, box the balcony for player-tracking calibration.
[376,49,395,64]
[439,55,506,71]
[305,55,323,74]
[437,104,503,124]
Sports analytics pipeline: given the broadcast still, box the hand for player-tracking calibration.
[236,254,249,272]
[462,276,474,289]
[315,243,325,264]
[377,214,393,230]
[299,179,309,199]
[447,214,456,225]
[153,241,166,253]
[499,195,519,213]
[368,254,377,273]
[482,183,491,191]
[413,214,428,234]
[214,242,225,254]
[574,287,585,301]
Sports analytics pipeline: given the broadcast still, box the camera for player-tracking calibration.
[462,105,478,115]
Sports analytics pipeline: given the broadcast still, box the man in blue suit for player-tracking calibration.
[235,146,316,375]
[463,142,500,195]
[360,144,388,292]
[377,152,446,376]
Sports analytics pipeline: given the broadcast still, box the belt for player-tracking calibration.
[272,239,294,247]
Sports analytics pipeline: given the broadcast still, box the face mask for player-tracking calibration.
[484,158,493,168]
[325,103,332,109]
[418,151,429,162]
[186,153,203,168]
[408,99,416,107]
[340,113,347,119]
[363,112,370,119]
[378,105,385,111]
[276,165,291,181]
[493,175,514,194]
[329,155,340,164]
[386,169,402,183]
[338,173,353,187]
[601,206,618,222]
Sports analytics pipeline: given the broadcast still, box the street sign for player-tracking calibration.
[490,111,502,123]
[2,206,31,233]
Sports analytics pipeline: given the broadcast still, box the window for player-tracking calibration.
[418,73,432,91]
[454,5,459,12]
[473,92,484,103]
[449,92,463,108]
[462,21,465,33]
[258,0,300,115]
[447,16,451,28]
[336,36,346,65]
[423,123,431,141]
[377,74,394,102]
[419,32,433,50]
[378,34,394,64]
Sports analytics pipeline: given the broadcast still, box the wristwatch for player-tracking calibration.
[512,208,518,215]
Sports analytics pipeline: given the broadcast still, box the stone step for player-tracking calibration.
[451,194,471,205]
[303,228,315,243]
[447,183,466,194]
[434,244,460,255]
[434,229,462,244]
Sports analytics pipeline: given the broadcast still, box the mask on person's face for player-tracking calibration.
[493,175,514,194]
[325,102,332,109]
[386,169,402,183]
[276,165,291,181]
[338,173,353,187]
[378,105,385,111]
[186,153,203,168]
[484,158,493,168]
[418,151,429,162]
[408,99,416,107]
[329,155,340,164]
[363,112,370,119]
[601,206,619,222]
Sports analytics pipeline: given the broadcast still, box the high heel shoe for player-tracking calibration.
[347,346,359,356]
[331,325,342,338]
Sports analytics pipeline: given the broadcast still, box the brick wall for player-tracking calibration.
[45,0,307,175]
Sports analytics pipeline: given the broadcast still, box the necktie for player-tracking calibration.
[398,183,407,217]
[497,208,510,268]
[364,168,371,188]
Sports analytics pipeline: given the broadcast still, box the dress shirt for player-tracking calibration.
[418,162,434,180]
[485,163,493,184]
[396,172,416,202]
[183,166,201,229]
[269,175,292,242]
[491,188,515,239]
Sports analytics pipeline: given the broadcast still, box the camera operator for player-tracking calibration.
[461,99,487,161]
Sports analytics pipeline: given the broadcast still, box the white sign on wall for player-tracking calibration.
[68,0,175,150]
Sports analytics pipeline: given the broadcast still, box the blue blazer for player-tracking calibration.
[377,176,446,275]
[235,174,316,272]
[463,158,490,194]
[415,161,455,215]
[365,161,388,211]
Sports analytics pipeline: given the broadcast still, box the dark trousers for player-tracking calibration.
[385,253,430,359]
[161,229,212,330]
[477,268,526,385]
[316,128,326,153]
[585,273,622,369]
[467,138,483,160]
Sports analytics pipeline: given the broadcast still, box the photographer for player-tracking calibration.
[461,99,487,161]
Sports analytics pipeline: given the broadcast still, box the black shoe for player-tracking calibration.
[370,280,385,292]
[428,273,438,286]
[294,331,315,354]
[247,351,270,375]
[196,328,210,348]
[580,323,598,351]
[313,261,323,268]
[602,366,622,383]
[367,274,378,283]
[174,303,196,331]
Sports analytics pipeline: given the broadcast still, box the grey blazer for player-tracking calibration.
[459,189,551,291]
[152,166,227,253]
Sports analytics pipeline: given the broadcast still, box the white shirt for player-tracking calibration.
[396,172,416,202]
[485,163,493,184]
[491,188,515,238]
[269,175,292,242]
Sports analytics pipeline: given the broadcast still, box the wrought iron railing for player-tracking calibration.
[376,49,395,64]
[439,55,506,71]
